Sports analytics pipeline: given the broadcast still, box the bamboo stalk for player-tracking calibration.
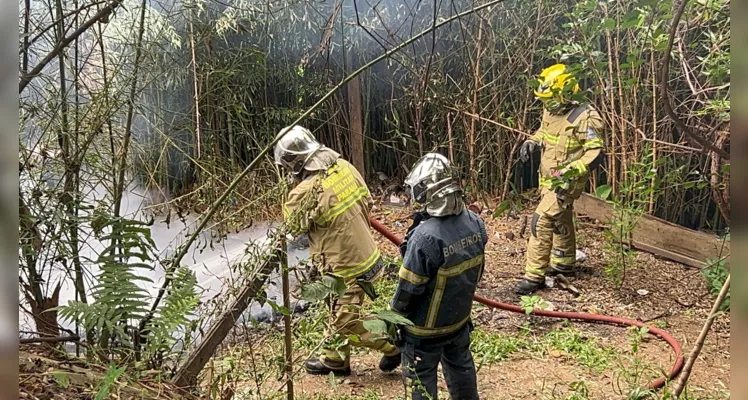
[112,0,147,220]
[280,243,294,400]
[672,274,730,397]
[189,16,202,161]
[649,50,658,214]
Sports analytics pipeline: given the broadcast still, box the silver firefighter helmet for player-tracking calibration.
[404,153,462,212]
[273,125,322,174]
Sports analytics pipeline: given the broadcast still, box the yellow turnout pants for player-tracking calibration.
[320,269,398,365]
[524,188,577,281]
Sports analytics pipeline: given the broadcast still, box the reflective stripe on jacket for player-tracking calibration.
[283,158,380,279]
[531,103,605,199]
[390,209,488,339]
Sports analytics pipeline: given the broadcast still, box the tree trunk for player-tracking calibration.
[24,283,62,341]
[709,129,730,224]
[347,56,365,176]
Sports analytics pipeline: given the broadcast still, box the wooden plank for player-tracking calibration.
[574,193,729,267]
[631,241,704,268]
[171,250,279,389]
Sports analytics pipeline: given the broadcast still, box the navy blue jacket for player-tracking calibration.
[390,208,487,341]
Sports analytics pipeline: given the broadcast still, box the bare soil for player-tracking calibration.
[288,204,730,399]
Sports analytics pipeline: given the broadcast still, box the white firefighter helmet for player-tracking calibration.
[273,125,322,174]
[404,153,463,215]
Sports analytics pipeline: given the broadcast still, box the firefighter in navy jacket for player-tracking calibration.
[390,153,487,400]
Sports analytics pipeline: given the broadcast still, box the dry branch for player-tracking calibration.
[19,0,123,94]
[659,0,730,159]
[20,335,80,344]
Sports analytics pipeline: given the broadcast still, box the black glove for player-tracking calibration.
[399,212,430,257]
[519,140,541,163]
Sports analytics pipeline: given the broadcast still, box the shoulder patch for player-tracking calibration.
[566,103,589,124]
[586,127,598,140]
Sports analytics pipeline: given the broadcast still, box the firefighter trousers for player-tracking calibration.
[401,325,479,400]
[525,188,577,281]
[320,268,398,365]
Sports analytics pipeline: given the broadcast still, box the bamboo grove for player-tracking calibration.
[18,0,729,367]
[129,0,728,231]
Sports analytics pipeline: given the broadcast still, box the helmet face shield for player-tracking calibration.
[273,125,322,174]
[404,153,461,210]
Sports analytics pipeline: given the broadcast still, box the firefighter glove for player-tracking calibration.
[520,140,541,163]
[399,212,430,257]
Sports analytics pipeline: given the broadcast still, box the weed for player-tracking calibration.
[543,328,616,373]
[470,329,531,364]
[566,380,591,400]
[651,320,668,329]
[293,303,328,351]
[611,326,660,399]
[627,326,649,354]
[701,255,730,311]
[520,295,550,314]
[298,391,382,400]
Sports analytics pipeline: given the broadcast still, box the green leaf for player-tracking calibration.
[95,365,126,400]
[322,275,347,298]
[51,371,70,389]
[267,300,291,316]
[362,319,388,335]
[492,200,512,218]
[621,10,643,28]
[373,309,414,326]
[300,282,329,302]
[601,18,615,29]
[595,185,612,200]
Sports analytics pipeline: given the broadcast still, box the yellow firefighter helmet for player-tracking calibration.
[534,63,580,106]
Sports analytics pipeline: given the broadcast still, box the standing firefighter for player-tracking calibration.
[390,153,487,400]
[275,125,401,376]
[516,64,606,295]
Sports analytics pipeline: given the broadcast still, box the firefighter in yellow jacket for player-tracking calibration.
[275,125,401,376]
[516,64,606,295]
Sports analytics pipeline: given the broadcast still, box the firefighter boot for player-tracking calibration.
[378,352,401,372]
[547,263,575,277]
[515,278,545,295]
[304,357,351,376]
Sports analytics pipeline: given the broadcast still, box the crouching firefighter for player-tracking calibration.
[516,63,606,295]
[274,125,401,376]
[389,153,487,400]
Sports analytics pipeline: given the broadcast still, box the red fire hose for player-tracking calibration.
[369,217,684,390]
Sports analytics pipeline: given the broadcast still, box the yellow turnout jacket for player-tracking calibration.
[283,158,380,280]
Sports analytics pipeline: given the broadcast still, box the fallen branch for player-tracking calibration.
[20,335,80,344]
[659,0,730,159]
[171,248,280,388]
[672,274,730,397]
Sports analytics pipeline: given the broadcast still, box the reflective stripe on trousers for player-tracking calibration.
[525,189,576,281]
